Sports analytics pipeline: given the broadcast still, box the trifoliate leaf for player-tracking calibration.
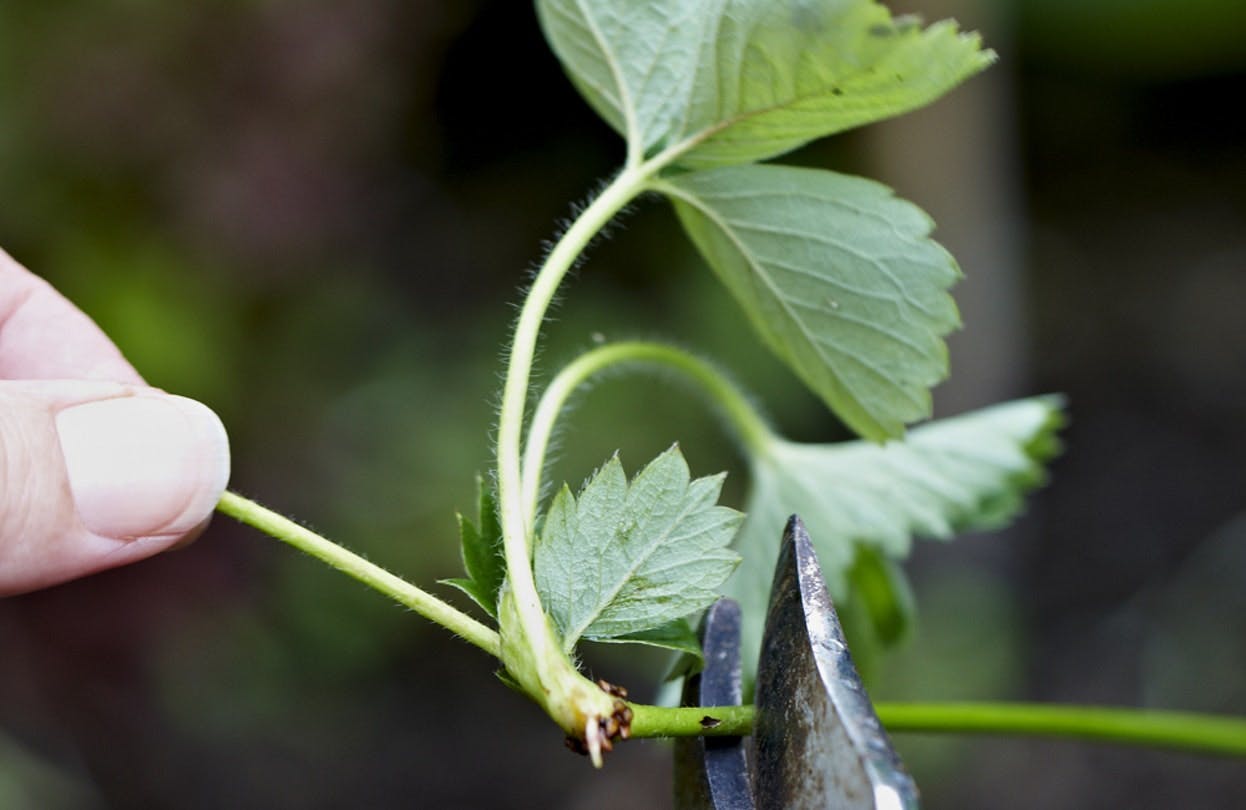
[726,396,1065,687]
[534,446,743,650]
[441,475,506,618]
[537,0,993,168]
[664,163,960,441]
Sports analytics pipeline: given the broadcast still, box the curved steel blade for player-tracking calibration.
[674,598,755,810]
[753,516,919,810]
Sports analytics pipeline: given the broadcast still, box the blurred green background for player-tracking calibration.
[1,1,1244,807]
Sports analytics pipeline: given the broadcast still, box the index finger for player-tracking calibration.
[0,247,143,383]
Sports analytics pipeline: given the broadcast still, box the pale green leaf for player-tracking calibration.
[587,617,703,659]
[440,475,505,618]
[536,0,714,157]
[534,446,743,650]
[537,0,993,168]
[726,396,1064,688]
[664,163,960,441]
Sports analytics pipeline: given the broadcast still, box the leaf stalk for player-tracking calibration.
[520,340,775,525]
[215,491,501,658]
[494,161,665,756]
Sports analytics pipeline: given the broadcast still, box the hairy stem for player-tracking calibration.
[521,340,775,524]
[626,699,1246,757]
[493,163,661,753]
[216,491,501,658]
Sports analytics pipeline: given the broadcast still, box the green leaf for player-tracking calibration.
[534,446,743,650]
[537,0,993,168]
[536,0,711,159]
[725,396,1065,688]
[846,546,915,648]
[835,546,916,684]
[441,475,506,618]
[664,163,961,441]
[587,617,703,659]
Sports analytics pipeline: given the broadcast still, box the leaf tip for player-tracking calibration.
[1026,394,1070,465]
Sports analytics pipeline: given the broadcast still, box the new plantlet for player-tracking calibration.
[216,0,1246,773]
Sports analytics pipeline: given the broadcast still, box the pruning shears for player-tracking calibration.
[675,516,919,809]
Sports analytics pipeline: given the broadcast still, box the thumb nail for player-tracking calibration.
[56,394,230,540]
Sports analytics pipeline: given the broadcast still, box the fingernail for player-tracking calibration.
[56,395,230,540]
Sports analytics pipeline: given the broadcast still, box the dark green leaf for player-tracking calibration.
[441,475,506,618]
[846,546,915,649]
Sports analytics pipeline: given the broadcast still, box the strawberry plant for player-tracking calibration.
[214,0,1246,769]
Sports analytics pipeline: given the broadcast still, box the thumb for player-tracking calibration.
[0,381,230,595]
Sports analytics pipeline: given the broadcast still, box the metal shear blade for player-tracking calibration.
[674,598,753,809]
[677,516,918,809]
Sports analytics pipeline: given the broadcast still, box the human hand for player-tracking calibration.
[0,248,230,595]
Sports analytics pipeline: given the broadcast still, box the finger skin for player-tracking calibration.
[0,383,149,594]
[0,251,229,594]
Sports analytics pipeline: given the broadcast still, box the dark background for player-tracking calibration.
[1,1,1244,807]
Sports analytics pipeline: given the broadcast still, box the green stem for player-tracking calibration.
[216,491,501,659]
[628,703,756,738]
[877,702,1246,758]
[216,481,1246,760]
[520,340,775,524]
[626,699,1246,758]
